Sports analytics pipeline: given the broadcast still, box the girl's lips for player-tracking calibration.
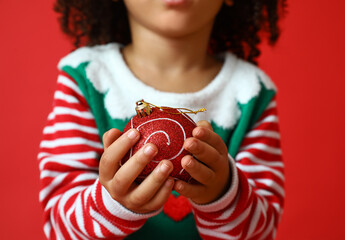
[162,0,190,7]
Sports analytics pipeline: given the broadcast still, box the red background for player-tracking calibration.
[1,0,345,239]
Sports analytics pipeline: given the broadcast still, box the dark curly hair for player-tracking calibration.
[54,0,287,64]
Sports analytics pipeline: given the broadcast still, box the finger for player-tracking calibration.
[184,137,220,169]
[196,120,213,131]
[128,177,174,214]
[112,144,159,195]
[103,128,121,149]
[181,155,215,185]
[131,160,173,202]
[192,126,228,156]
[174,180,206,204]
[142,177,175,212]
[99,129,140,182]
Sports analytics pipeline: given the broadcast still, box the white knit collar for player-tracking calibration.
[79,43,240,124]
[105,43,238,107]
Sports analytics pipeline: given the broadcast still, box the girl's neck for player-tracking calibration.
[121,20,223,93]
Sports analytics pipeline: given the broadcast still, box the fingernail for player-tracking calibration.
[165,178,174,188]
[186,157,193,168]
[144,145,156,156]
[177,183,184,191]
[194,127,203,137]
[127,129,138,140]
[187,140,196,151]
[160,163,170,174]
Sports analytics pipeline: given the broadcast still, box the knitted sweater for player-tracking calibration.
[38,43,284,240]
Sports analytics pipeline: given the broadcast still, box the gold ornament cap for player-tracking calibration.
[136,99,152,118]
[135,99,206,118]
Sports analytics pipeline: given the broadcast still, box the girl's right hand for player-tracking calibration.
[99,128,174,214]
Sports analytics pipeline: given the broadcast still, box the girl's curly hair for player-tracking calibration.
[54,0,286,64]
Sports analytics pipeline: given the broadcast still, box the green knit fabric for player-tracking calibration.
[61,62,276,240]
[228,80,276,157]
[62,64,130,138]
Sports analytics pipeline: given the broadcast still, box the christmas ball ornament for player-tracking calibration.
[121,100,206,183]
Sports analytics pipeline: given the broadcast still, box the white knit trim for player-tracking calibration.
[230,61,277,104]
[58,43,277,129]
[190,154,239,213]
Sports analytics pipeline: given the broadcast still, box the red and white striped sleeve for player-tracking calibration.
[38,72,155,240]
[191,97,284,240]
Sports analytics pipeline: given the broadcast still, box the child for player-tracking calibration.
[39,0,286,239]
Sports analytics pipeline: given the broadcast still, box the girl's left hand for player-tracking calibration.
[174,121,231,205]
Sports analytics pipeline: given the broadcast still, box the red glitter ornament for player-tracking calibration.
[121,100,206,183]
